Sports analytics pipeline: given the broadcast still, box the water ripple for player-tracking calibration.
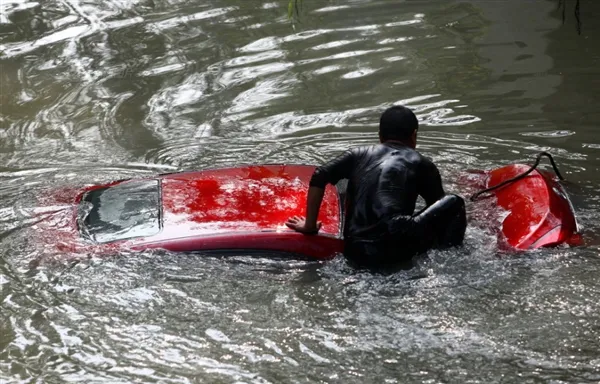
[0,17,144,58]
[147,6,236,32]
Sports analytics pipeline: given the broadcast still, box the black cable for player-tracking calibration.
[575,0,581,35]
[558,0,566,24]
[469,152,565,202]
[558,0,582,35]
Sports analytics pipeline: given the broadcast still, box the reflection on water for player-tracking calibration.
[1,0,600,382]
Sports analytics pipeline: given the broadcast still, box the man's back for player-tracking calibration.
[341,142,444,239]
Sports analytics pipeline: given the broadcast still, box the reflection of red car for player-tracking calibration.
[34,163,581,262]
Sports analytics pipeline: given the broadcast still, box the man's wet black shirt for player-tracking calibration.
[309,142,445,240]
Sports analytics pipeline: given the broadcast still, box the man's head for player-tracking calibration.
[378,105,419,148]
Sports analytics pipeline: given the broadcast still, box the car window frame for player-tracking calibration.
[77,178,163,244]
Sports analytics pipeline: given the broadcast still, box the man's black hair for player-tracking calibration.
[379,105,418,141]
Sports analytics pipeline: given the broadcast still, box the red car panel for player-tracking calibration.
[486,164,581,250]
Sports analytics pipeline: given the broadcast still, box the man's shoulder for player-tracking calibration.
[416,151,434,164]
[407,148,433,163]
[415,152,441,175]
[356,143,383,150]
[346,143,384,156]
[395,146,432,165]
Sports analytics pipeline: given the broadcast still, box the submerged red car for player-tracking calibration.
[33,161,581,261]
[37,165,345,260]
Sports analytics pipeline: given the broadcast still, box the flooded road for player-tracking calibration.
[1,0,600,382]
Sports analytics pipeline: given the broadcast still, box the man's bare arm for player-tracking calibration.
[304,186,325,230]
[286,149,355,234]
[420,159,445,207]
[285,186,325,234]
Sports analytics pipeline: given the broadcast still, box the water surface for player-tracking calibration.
[1,0,600,382]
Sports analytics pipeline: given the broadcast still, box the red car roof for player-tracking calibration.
[155,164,342,239]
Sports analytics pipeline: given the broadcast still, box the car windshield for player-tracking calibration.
[78,179,161,243]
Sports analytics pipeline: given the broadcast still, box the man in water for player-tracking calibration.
[286,105,467,270]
